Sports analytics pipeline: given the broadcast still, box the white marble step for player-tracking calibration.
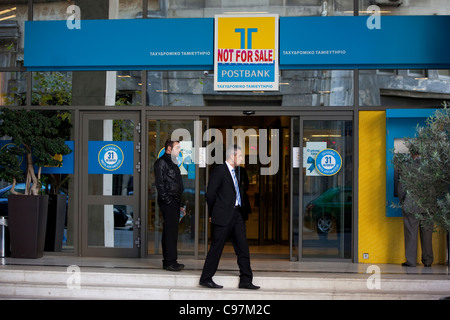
[1,282,448,300]
[0,267,449,300]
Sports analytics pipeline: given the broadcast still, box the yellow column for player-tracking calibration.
[358,111,446,264]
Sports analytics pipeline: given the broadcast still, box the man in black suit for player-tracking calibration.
[199,145,259,290]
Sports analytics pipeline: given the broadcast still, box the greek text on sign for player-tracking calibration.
[99,144,124,171]
[303,142,327,176]
[315,149,342,176]
[214,15,279,91]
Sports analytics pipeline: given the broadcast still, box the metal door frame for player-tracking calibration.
[143,110,355,262]
[80,111,141,257]
[143,115,204,259]
[292,113,354,261]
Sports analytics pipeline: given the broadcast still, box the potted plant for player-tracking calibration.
[392,105,450,265]
[0,108,71,258]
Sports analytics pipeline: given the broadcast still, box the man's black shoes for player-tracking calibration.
[199,280,260,290]
[163,263,185,272]
[199,280,223,289]
[239,282,260,290]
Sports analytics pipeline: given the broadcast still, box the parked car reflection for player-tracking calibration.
[304,187,352,234]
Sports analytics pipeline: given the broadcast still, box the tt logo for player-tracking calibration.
[235,28,258,49]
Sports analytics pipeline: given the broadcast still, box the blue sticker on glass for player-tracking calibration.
[89,141,133,174]
[98,144,124,171]
[315,149,342,176]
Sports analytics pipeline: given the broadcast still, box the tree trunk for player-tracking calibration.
[26,153,39,195]
[10,178,18,195]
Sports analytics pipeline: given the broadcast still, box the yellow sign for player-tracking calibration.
[214,14,279,91]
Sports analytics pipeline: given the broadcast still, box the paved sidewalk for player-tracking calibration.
[1,255,448,276]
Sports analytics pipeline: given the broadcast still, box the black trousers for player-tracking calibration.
[200,208,253,284]
[159,201,180,266]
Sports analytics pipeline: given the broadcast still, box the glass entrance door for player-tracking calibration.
[81,113,141,257]
[147,118,207,259]
[292,116,353,260]
[207,116,290,257]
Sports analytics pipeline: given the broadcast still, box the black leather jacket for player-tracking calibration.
[154,153,184,206]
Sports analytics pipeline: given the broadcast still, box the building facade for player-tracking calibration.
[0,0,449,264]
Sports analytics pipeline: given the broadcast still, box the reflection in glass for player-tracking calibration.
[44,110,73,252]
[32,72,72,106]
[33,0,144,20]
[30,70,140,107]
[302,120,352,259]
[359,69,450,107]
[358,0,450,16]
[117,0,144,19]
[88,204,134,248]
[147,70,354,107]
[33,1,76,21]
[148,0,163,13]
[281,70,353,107]
[0,2,27,67]
[147,71,206,107]
[88,119,135,142]
[116,71,142,106]
[88,174,134,196]
[148,120,198,256]
[88,119,135,197]
[0,72,26,106]
[71,71,142,107]
[40,173,75,252]
[166,1,352,17]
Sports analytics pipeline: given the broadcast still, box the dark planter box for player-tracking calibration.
[44,194,66,252]
[8,195,48,259]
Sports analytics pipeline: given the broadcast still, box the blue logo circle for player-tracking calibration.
[98,144,124,171]
[315,149,342,176]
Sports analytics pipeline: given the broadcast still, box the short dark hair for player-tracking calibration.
[226,144,241,160]
[165,138,180,150]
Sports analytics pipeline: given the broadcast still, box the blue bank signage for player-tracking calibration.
[88,141,134,174]
[279,16,450,69]
[25,18,213,71]
[25,16,450,73]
